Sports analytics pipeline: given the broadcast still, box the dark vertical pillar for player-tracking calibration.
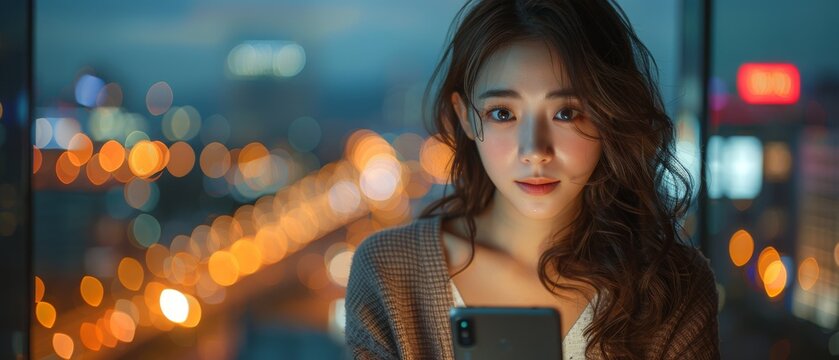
[679,0,712,257]
[0,0,32,359]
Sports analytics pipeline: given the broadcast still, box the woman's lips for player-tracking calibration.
[515,181,559,195]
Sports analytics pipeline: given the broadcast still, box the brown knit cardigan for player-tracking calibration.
[344,215,721,359]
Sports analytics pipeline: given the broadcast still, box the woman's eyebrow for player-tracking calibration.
[477,88,578,100]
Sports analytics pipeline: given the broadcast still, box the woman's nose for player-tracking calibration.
[518,116,554,164]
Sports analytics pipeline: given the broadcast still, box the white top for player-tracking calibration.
[449,280,595,360]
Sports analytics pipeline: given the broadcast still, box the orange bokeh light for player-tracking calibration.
[80,275,104,307]
[757,246,781,283]
[763,260,788,298]
[86,154,112,186]
[117,257,145,291]
[56,152,81,184]
[230,238,262,275]
[419,135,453,184]
[167,141,195,177]
[33,146,42,174]
[728,229,754,267]
[99,140,126,172]
[128,140,162,178]
[35,275,44,303]
[67,133,94,166]
[238,142,270,178]
[52,333,74,359]
[79,322,103,351]
[200,142,231,178]
[208,251,240,286]
[36,301,57,328]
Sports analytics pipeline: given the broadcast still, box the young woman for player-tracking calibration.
[345,0,720,359]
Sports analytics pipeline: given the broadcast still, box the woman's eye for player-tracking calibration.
[486,108,514,122]
[555,107,579,122]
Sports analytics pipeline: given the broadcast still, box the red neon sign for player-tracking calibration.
[737,63,800,105]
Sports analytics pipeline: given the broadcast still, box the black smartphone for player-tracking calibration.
[449,306,562,360]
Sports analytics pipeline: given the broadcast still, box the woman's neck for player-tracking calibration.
[468,190,579,273]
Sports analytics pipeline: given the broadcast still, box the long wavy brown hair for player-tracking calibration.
[417,0,700,358]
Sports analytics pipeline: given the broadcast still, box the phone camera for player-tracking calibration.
[455,318,475,347]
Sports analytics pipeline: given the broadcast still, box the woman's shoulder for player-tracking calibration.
[350,215,444,274]
[680,244,717,292]
[666,244,718,316]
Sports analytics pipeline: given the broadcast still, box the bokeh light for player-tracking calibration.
[238,142,270,178]
[798,257,819,291]
[79,322,102,351]
[52,333,74,359]
[34,276,44,303]
[835,242,839,267]
[420,135,453,184]
[112,159,135,184]
[53,117,82,149]
[33,146,42,174]
[124,178,152,210]
[230,238,262,275]
[36,301,56,328]
[764,142,792,182]
[99,140,126,172]
[227,41,306,78]
[181,293,202,328]
[56,152,81,184]
[145,244,169,278]
[97,313,119,347]
[359,154,402,201]
[166,141,195,177]
[393,132,424,161]
[758,246,782,284]
[96,82,123,107]
[764,260,788,298]
[128,140,163,178]
[146,81,174,116]
[170,252,199,286]
[328,180,362,216]
[208,251,240,286]
[131,214,161,248]
[162,106,201,141]
[273,42,306,77]
[117,257,145,291]
[254,226,288,265]
[33,118,52,149]
[124,130,150,148]
[75,74,105,107]
[67,133,93,166]
[325,242,354,287]
[729,229,754,267]
[159,289,188,323]
[80,275,104,307]
[404,160,432,199]
[109,310,136,342]
[200,142,231,178]
[86,154,112,185]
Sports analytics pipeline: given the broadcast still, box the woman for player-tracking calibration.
[345,0,720,359]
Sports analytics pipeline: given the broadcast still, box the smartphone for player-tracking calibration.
[449,306,562,360]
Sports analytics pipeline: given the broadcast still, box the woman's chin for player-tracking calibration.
[513,204,564,220]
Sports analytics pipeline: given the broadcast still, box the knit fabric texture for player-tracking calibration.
[344,215,721,359]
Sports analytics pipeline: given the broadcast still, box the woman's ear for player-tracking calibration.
[450,91,475,141]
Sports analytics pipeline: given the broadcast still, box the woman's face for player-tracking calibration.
[451,39,603,220]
